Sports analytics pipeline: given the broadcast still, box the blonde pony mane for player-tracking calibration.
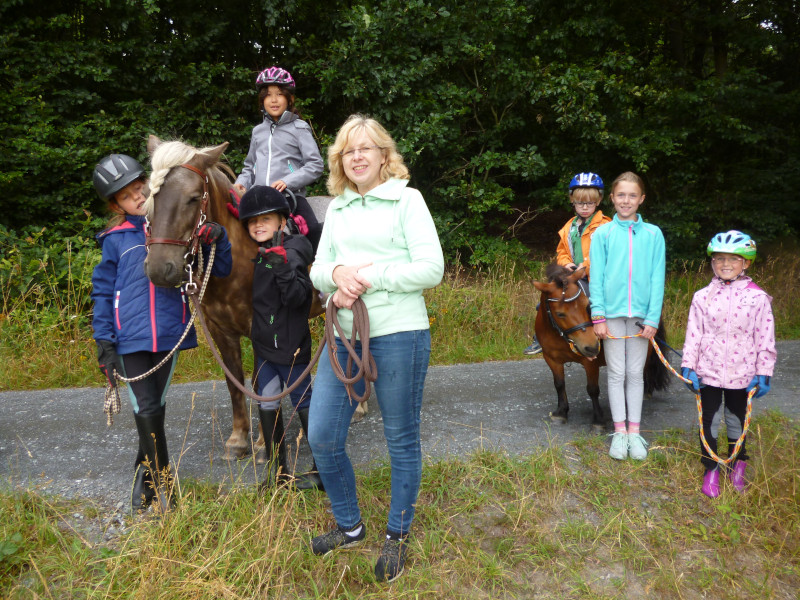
[144,140,231,213]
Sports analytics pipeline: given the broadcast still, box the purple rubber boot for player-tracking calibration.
[729,461,748,492]
[702,467,720,498]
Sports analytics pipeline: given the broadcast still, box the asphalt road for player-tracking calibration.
[2,341,798,507]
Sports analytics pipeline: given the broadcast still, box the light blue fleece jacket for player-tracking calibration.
[310,178,444,338]
[589,214,666,328]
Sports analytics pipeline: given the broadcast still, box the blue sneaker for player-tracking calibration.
[523,338,542,355]
[627,433,648,460]
[609,432,628,460]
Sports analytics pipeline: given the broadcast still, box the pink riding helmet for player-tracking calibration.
[255,66,296,92]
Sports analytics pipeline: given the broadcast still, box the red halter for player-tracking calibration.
[145,163,209,259]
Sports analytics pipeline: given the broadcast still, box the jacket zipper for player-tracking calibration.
[722,286,732,384]
[627,224,633,317]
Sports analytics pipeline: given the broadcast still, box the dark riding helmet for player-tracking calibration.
[93,154,146,200]
[238,185,291,222]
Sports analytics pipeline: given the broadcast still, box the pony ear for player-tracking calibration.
[533,280,559,294]
[567,266,587,283]
[147,134,163,155]
[199,142,229,168]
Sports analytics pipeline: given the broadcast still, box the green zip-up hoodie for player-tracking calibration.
[310,178,444,338]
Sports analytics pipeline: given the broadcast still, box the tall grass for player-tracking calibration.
[1,411,798,598]
[2,238,799,391]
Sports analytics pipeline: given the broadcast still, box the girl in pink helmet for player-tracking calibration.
[233,66,324,249]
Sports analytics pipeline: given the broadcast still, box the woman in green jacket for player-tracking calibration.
[307,114,444,583]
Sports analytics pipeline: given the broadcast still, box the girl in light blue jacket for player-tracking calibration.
[590,171,666,462]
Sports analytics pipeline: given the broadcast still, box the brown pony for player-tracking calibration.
[142,135,337,459]
[533,264,670,430]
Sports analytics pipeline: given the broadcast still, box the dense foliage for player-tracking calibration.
[1,0,798,265]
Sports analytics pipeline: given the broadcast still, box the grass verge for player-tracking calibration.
[4,242,799,391]
[1,412,798,598]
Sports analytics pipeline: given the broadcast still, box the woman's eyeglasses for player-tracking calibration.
[340,145,382,158]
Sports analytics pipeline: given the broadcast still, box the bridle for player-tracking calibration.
[145,163,209,290]
[544,279,595,356]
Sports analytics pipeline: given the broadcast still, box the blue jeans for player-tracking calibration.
[308,329,431,535]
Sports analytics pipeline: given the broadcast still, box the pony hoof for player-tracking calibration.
[223,444,251,460]
[549,412,567,424]
[254,446,267,465]
[591,423,606,433]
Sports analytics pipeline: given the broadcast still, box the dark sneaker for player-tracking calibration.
[310,523,365,556]
[523,339,542,355]
[374,536,408,583]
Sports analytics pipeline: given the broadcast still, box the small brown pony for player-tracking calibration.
[142,135,338,459]
[533,264,670,430]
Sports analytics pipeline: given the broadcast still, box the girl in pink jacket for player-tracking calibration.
[681,231,776,498]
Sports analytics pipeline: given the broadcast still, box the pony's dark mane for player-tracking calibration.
[545,263,572,288]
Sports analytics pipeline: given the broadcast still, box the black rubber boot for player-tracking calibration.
[131,445,156,512]
[295,408,324,491]
[133,410,175,513]
[258,407,290,492]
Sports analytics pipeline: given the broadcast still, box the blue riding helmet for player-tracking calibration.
[569,172,604,194]
[707,230,757,262]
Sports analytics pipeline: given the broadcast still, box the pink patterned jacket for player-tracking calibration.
[681,275,776,389]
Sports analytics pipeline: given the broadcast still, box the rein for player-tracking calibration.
[605,330,755,466]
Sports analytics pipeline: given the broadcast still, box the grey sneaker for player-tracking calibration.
[374,535,408,583]
[523,338,542,355]
[609,432,628,460]
[311,522,365,556]
[628,433,648,460]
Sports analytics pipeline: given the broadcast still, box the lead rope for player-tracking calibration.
[187,290,377,407]
[103,245,217,425]
[605,331,755,465]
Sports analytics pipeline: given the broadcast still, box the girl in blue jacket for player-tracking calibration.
[589,172,666,462]
[232,66,324,250]
[91,153,232,513]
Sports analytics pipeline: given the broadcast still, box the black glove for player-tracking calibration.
[197,222,224,245]
[96,340,121,388]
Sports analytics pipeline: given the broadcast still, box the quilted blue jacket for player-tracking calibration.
[91,215,232,355]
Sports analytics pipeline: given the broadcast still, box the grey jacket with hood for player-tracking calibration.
[236,111,323,197]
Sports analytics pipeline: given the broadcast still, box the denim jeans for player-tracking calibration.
[308,329,431,535]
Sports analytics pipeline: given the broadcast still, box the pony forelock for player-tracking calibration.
[145,140,223,213]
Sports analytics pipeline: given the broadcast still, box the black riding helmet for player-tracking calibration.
[93,154,145,200]
[238,185,291,223]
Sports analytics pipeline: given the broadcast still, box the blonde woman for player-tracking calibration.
[307,115,444,582]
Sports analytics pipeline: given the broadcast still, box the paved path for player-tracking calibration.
[2,341,797,507]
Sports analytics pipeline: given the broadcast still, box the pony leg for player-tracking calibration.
[544,355,569,424]
[583,359,605,431]
[207,328,251,460]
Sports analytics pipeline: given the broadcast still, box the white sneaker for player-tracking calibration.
[628,433,648,460]
[609,432,628,460]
